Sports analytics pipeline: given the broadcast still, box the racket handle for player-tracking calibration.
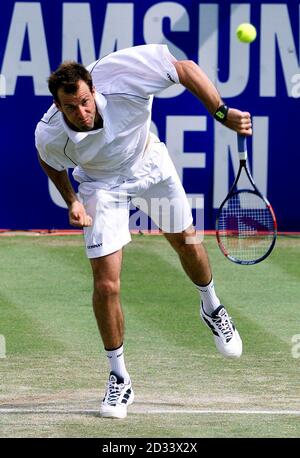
[237,134,247,160]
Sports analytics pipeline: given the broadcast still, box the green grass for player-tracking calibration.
[0,234,300,438]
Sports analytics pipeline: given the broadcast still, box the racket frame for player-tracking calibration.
[215,135,277,265]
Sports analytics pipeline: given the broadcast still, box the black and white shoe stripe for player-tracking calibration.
[100,371,134,418]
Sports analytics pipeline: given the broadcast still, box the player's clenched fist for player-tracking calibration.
[69,201,93,227]
[225,109,252,136]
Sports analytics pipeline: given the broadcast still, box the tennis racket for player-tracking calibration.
[216,134,277,265]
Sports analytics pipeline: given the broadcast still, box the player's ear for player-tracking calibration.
[54,99,62,111]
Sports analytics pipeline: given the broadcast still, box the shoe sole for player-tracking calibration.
[100,410,127,419]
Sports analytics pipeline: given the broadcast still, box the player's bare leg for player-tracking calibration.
[163,225,211,285]
[90,250,134,418]
[90,250,124,350]
[164,225,242,358]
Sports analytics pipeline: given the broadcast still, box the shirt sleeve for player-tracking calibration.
[35,125,66,172]
[37,146,66,171]
[88,44,180,98]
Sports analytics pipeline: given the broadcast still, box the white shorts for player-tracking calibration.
[78,137,193,258]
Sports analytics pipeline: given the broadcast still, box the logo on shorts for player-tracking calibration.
[87,243,103,249]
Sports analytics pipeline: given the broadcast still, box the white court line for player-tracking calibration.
[0,408,300,415]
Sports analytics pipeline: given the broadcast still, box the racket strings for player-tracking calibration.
[218,192,275,262]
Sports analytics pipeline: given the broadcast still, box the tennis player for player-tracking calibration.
[35,44,252,419]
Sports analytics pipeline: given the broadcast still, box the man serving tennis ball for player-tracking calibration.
[35,45,252,419]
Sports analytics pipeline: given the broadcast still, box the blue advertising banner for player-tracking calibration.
[0,0,299,230]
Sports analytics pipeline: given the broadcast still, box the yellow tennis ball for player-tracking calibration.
[236,23,257,43]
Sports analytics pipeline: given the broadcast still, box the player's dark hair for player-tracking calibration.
[48,61,93,103]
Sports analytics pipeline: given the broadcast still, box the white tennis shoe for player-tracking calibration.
[200,303,242,358]
[100,371,134,419]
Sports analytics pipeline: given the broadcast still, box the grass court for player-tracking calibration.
[0,234,299,438]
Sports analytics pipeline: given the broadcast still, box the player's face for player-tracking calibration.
[56,80,99,132]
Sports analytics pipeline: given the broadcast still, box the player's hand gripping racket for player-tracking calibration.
[216,134,277,265]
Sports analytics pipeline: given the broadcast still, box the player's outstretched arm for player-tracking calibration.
[38,157,92,227]
[174,60,252,136]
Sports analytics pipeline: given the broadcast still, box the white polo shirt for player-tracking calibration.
[35,44,179,185]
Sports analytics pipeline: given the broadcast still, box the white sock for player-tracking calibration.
[105,344,130,384]
[196,278,221,315]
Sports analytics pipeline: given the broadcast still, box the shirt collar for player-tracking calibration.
[61,92,107,144]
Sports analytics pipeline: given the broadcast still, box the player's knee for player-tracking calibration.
[94,279,120,299]
[177,240,200,258]
[167,230,201,254]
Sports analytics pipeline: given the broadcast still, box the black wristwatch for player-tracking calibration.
[214,104,229,124]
